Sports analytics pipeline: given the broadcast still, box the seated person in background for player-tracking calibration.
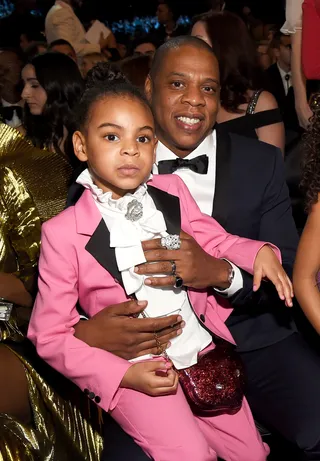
[0,49,24,129]
[24,42,48,59]
[133,37,157,58]
[20,28,45,52]
[265,32,292,115]
[154,0,188,44]
[265,31,301,134]
[119,54,152,90]
[80,52,108,78]
[112,33,129,60]
[192,11,285,154]
[256,40,272,70]
[45,0,110,57]
[49,38,77,63]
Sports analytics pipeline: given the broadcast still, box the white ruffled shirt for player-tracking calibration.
[77,169,212,369]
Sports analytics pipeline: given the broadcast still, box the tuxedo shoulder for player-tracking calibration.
[265,63,279,75]
[229,132,281,161]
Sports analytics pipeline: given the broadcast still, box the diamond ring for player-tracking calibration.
[160,234,181,250]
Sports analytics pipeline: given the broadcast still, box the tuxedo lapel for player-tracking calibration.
[83,185,181,286]
[212,126,232,228]
[85,219,122,284]
[148,185,181,234]
[74,189,123,284]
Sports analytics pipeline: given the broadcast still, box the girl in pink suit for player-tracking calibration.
[28,69,293,461]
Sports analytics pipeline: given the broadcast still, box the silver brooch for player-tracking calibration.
[125,199,143,222]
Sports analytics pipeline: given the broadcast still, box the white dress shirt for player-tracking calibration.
[153,130,243,297]
[1,98,23,128]
[277,63,292,95]
[77,169,212,369]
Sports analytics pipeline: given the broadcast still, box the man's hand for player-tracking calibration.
[135,231,231,289]
[74,299,184,360]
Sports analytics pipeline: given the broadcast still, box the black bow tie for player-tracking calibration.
[157,154,209,175]
[0,105,23,121]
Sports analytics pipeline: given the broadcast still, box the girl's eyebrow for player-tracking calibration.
[139,125,154,131]
[98,123,123,129]
[98,123,154,132]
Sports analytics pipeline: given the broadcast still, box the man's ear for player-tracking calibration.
[73,131,88,163]
[145,74,152,103]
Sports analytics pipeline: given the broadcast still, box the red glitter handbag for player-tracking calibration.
[176,338,245,416]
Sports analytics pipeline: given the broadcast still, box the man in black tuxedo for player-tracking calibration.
[265,32,300,133]
[71,37,320,460]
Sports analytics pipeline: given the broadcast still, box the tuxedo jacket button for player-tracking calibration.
[88,392,95,399]
[95,396,101,404]
[200,314,205,322]
[84,388,90,395]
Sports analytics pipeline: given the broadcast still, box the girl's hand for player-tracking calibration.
[120,360,178,396]
[253,245,294,307]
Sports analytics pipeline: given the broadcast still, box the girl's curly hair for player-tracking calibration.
[301,94,320,212]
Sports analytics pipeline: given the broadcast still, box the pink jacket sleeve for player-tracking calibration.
[174,175,282,272]
[27,221,131,414]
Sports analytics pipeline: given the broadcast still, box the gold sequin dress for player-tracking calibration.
[0,123,103,461]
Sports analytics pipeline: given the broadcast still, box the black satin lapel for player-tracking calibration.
[148,186,181,234]
[85,219,123,285]
[212,126,232,228]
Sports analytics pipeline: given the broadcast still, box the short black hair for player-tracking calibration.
[149,35,215,81]
[270,31,289,50]
[132,35,157,52]
[158,0,180,22]
[76,62,151,131]
[49,39,75,52]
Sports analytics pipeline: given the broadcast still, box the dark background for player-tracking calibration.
[0,0,285,24]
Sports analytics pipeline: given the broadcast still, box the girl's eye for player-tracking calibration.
[105,134,119,141]
[137,136,150,143]
[31,85,39,89]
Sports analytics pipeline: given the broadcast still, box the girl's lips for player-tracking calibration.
[118,166,140,176]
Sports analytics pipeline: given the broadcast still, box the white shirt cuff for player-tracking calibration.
[79,315,89,320]
[214,260,243,297]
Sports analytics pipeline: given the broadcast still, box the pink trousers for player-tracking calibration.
[111,384,269,461]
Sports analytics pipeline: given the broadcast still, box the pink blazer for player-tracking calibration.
[28,174,280,414]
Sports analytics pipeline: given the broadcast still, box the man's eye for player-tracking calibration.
[172,81,183,88]
[203,86,215,93]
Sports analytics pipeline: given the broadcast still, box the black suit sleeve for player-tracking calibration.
[230,148,299,308]
[65,163,86,208]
